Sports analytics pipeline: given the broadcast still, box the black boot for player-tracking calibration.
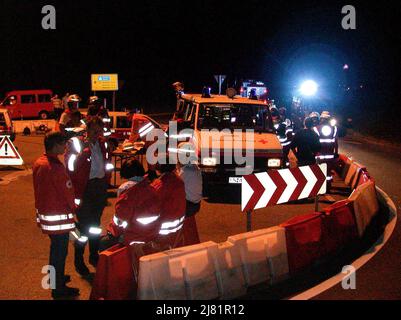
[74,243,90,276]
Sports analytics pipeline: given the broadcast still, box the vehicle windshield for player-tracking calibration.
[197,103,273,132]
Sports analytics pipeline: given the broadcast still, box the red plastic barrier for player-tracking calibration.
[280,213,326,275]
[335,154,351,178]
[90,244,135,300]
[322,199,358,255]
[355,169,372,188]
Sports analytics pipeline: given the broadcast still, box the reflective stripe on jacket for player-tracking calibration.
[65,136,113,201]
[32,154,76,235]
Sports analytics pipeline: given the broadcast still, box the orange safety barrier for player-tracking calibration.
[336,154,352,179]
[348,180,379,237]
[280,213,326,275]
[322,199,358,255]
[90,244,135,300]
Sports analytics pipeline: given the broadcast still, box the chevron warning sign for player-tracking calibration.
[0,136,23,166]
[241,163,327,211]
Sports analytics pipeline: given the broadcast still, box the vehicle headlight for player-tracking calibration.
[202,157,217,166]
[268,158,281,168]
[329,119,337,127]
[321,125,332,137]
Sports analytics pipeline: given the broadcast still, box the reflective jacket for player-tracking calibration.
[32,154,76,235]
[130,114,155,143]
[314,124,338,161]
[113,177,162,245]
[152,172,186,248]
[65,136,113,203]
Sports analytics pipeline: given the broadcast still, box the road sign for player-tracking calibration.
[241,164,327,211]
[0,136,23,166]
[214,75,226,95]
[91,74,119,91]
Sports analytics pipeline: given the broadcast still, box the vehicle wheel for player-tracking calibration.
[39,111,49,120]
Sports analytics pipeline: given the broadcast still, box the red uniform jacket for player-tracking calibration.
[65,136,113,202]
[152,172,186,247]
[113,177,162,245]
[32,154,76,235]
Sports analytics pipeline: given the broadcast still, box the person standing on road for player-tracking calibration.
[59,94,81,135]
[65,117,113,276]
[152,161,187,249]
[32,132,80,299]
[290,117,321,167]
[177,159,202,245]
[51,94,64,120]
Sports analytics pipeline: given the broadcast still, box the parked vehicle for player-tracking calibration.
[0,89,54,120]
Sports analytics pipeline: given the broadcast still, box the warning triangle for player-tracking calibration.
[0,136,24,165]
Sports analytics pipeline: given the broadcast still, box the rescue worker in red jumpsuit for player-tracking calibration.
[65,117,114,276]
[152,161,187,248]
[33,132,80,298]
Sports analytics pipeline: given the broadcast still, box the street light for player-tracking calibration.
[300,80,318,97]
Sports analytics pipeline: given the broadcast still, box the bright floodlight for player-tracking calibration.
[300,80,318,96]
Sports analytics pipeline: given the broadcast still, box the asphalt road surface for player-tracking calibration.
[0,134,400,300]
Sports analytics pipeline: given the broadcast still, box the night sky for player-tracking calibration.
[1,0,400,114]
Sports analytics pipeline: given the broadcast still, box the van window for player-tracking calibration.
[2,96,17,106]
[116,116,131,128]
[38,94,51,103]
[21,95,36,104]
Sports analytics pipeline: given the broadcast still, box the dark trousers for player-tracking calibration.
[75,178,107,262]
[49,233,69,288]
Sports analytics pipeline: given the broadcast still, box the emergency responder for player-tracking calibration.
[123,114,156,150]
[64,110,85,139]
[152,160,187,249]
[51,94,64,120]
[65,117,113,276]
[177,158,202,246]
[172,81,185,121]
[32,132,80,298]
[99,160,151,252]
[290,116,321,167]
[59,94,81,135]
[309,111,320,127]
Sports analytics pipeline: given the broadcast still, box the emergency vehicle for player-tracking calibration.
[239,80,269,101]
[172,89,284,192]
